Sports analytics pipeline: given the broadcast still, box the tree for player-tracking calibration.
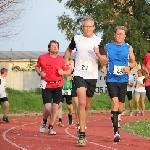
[0,0,33,39]
[57,0,150,62]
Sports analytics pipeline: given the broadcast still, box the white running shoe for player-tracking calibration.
[48,128,56,135]
[40,121,47,133]
[114,133,121,142]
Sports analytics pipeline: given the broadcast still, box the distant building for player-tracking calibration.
[0,51,75,90]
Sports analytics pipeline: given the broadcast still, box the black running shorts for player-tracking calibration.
[61,95,72,104]
[0,97,8,105]
[73,76,97,98]
[126,91,132,100]
[106,82,127,103]
[71,78,77,97]
[42,87,62,105]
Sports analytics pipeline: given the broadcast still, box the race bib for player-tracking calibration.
[78,60,92,72]
[62,90,71,95]
[40,80,47,89]
[113,65,125,75]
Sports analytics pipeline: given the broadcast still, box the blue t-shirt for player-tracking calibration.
[106,42,130,83]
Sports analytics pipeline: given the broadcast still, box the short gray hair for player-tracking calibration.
[82,17,94,26]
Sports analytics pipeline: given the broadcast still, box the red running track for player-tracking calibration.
[0,112,150,150]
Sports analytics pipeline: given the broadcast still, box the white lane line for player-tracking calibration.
[65,121,118,150]
[2,122,37,150]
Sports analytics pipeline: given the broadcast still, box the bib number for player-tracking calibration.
[79,61,92,72]
[62,90,71,95]
[113,65,125,75]
[40,80,47,89]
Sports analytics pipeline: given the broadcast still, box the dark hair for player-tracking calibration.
[137,69,144,75]
[48,40,59,51]
[1,68,8,74]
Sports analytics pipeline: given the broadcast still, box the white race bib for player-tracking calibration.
[62,90,71,95]
[78,60,92,72]
[113,65,125,75]
[40,80,47,89]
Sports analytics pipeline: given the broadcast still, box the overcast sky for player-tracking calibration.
[0,0,74,52]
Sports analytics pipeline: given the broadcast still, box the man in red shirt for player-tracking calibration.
[142,51,150,102]
[35,40,70,135]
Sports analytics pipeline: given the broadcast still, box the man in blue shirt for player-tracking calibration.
[105,26,136,142]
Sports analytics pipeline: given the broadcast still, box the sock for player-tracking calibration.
[118,112,121,121]
[58,106,62,119]
[111,111,118,134]
[80,132,85,137]
[48,124,53,129]
[43,119,47,124]
[3,115,7,118]
[59,118,62,122]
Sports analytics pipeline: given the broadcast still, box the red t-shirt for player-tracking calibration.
[142,53,150,86]
[36,53,69,88]
[142,53,150,67]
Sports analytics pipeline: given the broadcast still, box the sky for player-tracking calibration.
[0,0,74,52]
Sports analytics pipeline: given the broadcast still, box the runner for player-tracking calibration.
[57,63,73,126]
[142,50,150,101]
[105,26,136,142]
[64,17,107,146]
[35,40,70,135]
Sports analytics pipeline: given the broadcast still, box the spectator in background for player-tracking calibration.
[0,68,9,123]
[134,69,146,116]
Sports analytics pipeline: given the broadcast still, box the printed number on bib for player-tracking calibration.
[113,65,125,75]
[79,60,92,72]
[40,80,47,89]
[62,90,71,95]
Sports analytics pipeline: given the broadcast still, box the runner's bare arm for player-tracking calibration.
[129,46,136,68]
[93,47,107,65]
[35,66,41,75]
[64,48,72,66]
[124,46,136,73]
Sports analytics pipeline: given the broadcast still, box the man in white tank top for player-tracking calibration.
[64,17,107,146]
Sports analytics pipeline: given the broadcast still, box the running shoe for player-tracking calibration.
[48,128,56,135]
[3,116,9,123]
[77,134,86,146]
[114,132,121,142]
[40,121,47,133]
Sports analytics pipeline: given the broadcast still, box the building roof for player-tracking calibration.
[0,51,75,59]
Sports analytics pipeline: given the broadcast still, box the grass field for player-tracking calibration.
[0,88,150,114]
[122,119,150,138]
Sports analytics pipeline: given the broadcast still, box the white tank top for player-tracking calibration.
[135,76,146,92]
[73,35,101,79]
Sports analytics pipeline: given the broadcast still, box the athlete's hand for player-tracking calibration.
[123,66,130,73]
[101,65,107,73]
[93,46,100,55]
[64,59,70,66]
[58,69,64,75]
[40,71,46,77]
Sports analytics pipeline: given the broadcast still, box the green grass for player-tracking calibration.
[122,119,150,138]
[0,88,150,114]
